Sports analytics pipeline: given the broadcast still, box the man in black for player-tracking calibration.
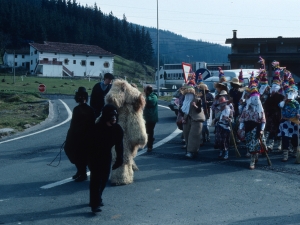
[90,73,114,118]
[88,104,124,213]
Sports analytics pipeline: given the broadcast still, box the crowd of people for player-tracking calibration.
[177,57,300,170]
[62,57,300,212]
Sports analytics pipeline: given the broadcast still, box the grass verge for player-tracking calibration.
[0,92,48,134]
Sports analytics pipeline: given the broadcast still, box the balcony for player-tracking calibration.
[39,60,62,65]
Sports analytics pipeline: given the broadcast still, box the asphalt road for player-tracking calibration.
[1,97,300,225]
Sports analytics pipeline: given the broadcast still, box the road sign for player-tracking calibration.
[38,84,46,93]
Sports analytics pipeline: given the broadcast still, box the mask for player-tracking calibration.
[250,96,260,106]
[287,91,296,100]
[270,84,280,93]
[109,110,118,124]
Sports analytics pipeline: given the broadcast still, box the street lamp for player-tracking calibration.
[156,0,160,96]
[187,55,193,64]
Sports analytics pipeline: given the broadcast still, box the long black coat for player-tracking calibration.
[64,103,95,164]
[90,82,112,117]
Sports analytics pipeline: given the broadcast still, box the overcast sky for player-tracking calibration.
[78,0,300,46]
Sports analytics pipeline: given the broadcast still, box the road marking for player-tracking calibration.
[137,128,181,156]
[158,104,170,109]
[0,100,72,144]
[40,104,179,189]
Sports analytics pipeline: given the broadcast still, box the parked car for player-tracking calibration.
[168,89,181,116]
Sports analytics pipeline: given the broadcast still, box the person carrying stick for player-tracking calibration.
[238,81,267,170]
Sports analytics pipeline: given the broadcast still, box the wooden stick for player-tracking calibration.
[259,136,272,166]
[295,122,300,164]
[229,121,241,158]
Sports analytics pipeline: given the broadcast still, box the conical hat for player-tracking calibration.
[238,69,243,83]
[218,67,226,82]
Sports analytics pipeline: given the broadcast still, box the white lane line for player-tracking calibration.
[137,128,181,156]
[158,104,170,109]
[40,104,179,189]
[0,99,72,144]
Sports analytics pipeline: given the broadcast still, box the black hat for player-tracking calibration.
[100,104,118,123]
[76,86,87,94]
[75,86,88,103]
[104,73,115,80]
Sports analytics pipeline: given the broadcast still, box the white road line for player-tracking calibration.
[0,99,72,144]
[158,104,170,109]
[40,104,179,189]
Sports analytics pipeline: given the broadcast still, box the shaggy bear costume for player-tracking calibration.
[105,79,147,185]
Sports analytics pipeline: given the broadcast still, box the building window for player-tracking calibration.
[64,59,69,65]
[31,60,33,65]
[15,54,17,58]
[53,58,57,62]
[43,58,48,61]
[81,60,86,66]
[15,62,17,66]
[22,62,25,67]
[22,55,25,58]
[268,44,276,52]
[238,47,254,53]
[34,50,37,54]
[73,60,76,64]
[103,62,110,68]
[90,61,94,66]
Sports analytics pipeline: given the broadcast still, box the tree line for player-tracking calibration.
[0,0,154,65]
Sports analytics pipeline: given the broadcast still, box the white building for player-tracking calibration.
[157,62,230,88]
[29,41,114,77]
[3,48,30,70]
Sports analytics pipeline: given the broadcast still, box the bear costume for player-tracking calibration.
[105,79,148,185]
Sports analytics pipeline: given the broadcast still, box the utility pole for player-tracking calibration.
[13,50,15,84]
[156,0,160,96]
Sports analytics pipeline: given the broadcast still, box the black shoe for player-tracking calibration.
[91,207,101,213]
[89,201,104,207]
[72,172,80,179]
[74,174,87,182]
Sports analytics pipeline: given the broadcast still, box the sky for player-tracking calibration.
[78,0,300,46]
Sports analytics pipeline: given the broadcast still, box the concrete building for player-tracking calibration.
[3,48,30,70]
[226,30,300,80]
[29,41,114,77]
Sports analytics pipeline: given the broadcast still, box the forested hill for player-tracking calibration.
[0,0,230,67]
[146,28,230,63]
[0,0,154,65]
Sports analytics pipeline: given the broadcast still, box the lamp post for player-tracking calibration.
[187,55,193,64]
[156,0,160,96]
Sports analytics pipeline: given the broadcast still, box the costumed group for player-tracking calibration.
[64,73,158,213]
[62,55,300,213]
[176,56,300,171]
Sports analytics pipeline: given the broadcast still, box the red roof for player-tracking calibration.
[29,41,114,56]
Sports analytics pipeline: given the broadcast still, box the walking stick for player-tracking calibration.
[259,135,272,166]
[295,120,300,164]
[229,121,241,158]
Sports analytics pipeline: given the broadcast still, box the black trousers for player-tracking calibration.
[282,135,298,150]
[146,122,156,149]
[89,156,111,208]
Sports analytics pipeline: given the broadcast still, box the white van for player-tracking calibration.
[204,69,260,92]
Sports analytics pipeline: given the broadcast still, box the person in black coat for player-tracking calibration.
[90,73,115,118]
[88,104,124,213]
[64,87,95,182]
